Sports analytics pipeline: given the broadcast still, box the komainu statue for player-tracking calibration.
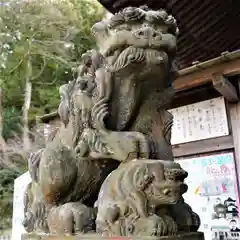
[96,160,189,236]
[23,5,201,238]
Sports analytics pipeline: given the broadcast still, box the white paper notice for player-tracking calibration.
[170,97,229,145]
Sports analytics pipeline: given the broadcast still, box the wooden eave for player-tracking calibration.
[174,50,240,92]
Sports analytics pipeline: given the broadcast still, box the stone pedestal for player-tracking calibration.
[22,232,205,240]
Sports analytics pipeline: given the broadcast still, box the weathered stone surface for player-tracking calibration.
[23,5,202,239]
[22,232,204,240]
[96,160,189,236]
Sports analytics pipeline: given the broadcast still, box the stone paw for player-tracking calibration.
[148,214,168,236]
[134,214,178,237]
[133,214,164,236]
[47,202,97,235]
[161,215,178,235]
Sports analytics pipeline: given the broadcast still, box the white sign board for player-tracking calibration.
[11,171,31,240]
[169,97,229,145]
[176,152,240,240]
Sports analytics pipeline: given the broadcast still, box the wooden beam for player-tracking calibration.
[172,135,234,157]
[173,58,240,92]
[212,73,239,102]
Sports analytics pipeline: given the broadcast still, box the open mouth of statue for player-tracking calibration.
[104,41,163,58]
[105,45,167,72]
[153,182,188,204]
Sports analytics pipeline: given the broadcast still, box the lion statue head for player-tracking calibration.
[92,6,178,89]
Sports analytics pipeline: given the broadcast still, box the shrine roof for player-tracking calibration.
[97,0,240,69]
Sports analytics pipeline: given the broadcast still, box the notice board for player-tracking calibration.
[170,97,229,145]
[176,152,240,240]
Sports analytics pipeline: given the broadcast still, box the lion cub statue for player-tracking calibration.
[96,160,200,237]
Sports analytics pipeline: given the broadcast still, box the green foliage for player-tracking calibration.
[0,163,26,230]
[0,0,104,138]
[0,149,28,229]
[0,168,18,230]
[0,0,104,229]
[0,144,32,229]
[2,107,22,140]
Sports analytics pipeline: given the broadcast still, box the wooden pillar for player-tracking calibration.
[229,103,240,191]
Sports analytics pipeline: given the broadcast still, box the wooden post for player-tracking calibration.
[229,103,240,193]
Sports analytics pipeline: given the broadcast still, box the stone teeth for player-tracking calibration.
[157,56,164,62]
[128,54,135,61]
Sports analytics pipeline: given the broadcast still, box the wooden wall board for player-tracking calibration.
[173,135,234,158]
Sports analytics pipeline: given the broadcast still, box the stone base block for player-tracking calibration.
[22,232,204,240]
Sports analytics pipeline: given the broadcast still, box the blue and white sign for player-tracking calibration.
[176,152,240,240]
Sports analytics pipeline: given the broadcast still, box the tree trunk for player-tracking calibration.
[23,81,32,151]
[0,88,6,153]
